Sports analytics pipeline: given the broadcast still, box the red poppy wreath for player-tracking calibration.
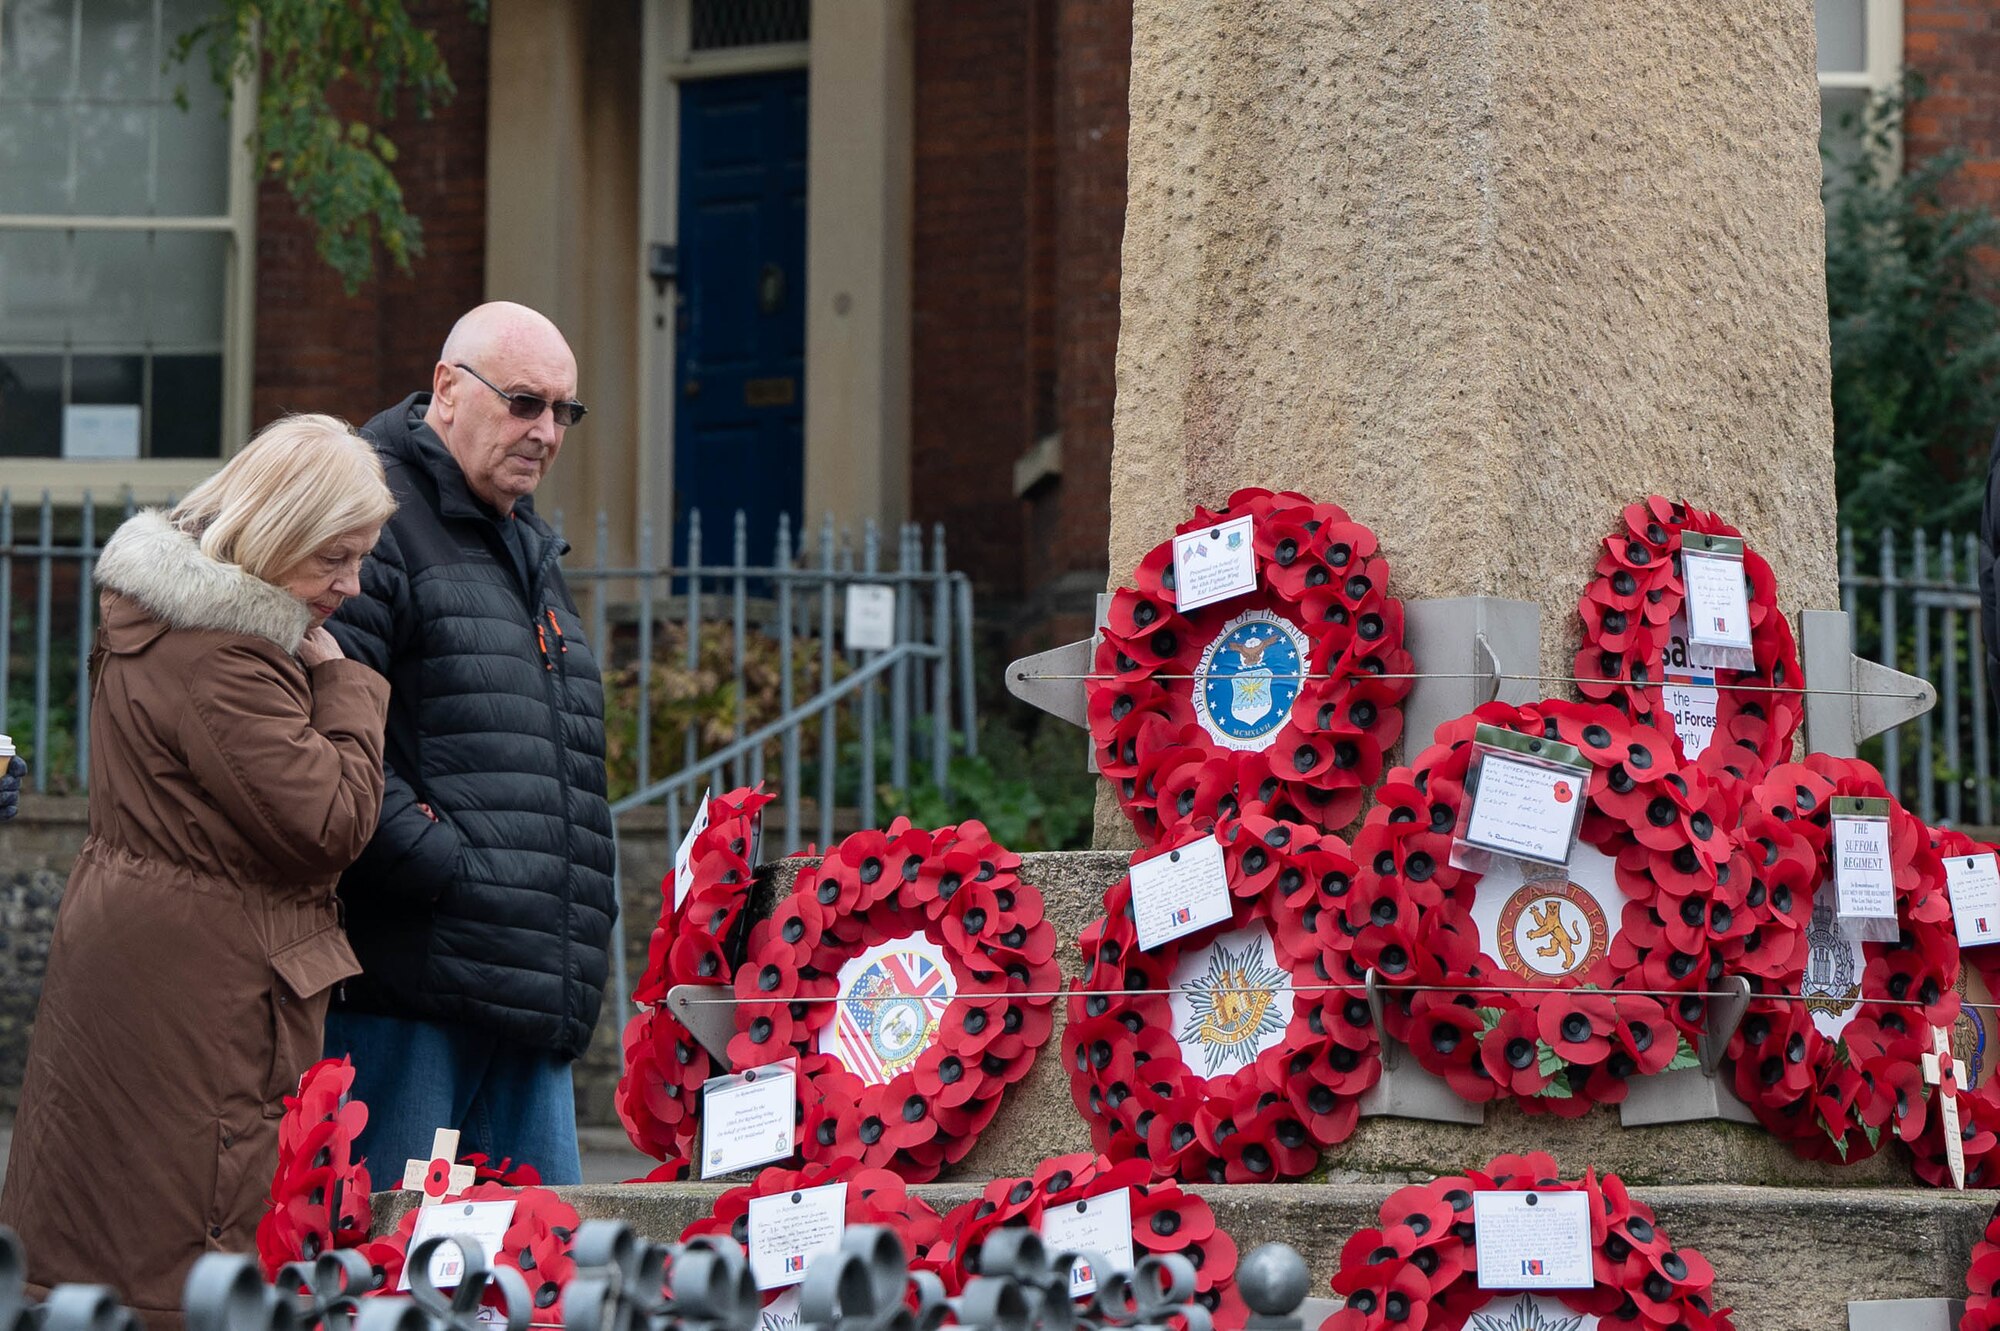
[680,1159,942,1311]
[1722,754,1955,1164]
[256,1056,374,1276]
[727,818,1059,1182]
[1897,822,2000,1188]
[617,786,774,1179]
[1319,1151,1734,1331]
[923,1152,1245,1328]
[362,1182,581,1320]
[1575,496,1802,785]
[1064,816,1377,1182]
[1965,1201,2000,1329]
[1088,487,1412,845]
[1350,699,1751,1114]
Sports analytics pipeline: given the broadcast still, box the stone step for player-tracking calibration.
[740,852,1921,1190]
[373,1182,1996,1331]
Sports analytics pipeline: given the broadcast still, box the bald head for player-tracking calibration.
[426,302,581,514]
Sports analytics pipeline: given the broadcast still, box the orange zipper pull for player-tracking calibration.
[536,619,552,669]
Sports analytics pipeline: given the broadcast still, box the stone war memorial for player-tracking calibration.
[21,4,2000,1331]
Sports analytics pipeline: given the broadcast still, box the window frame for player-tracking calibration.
[0,19,258,504]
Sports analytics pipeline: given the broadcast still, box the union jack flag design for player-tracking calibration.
[831,949,954,1086]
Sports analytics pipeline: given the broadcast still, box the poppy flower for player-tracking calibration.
[1539,991,1616,1064]
[1480,1007,1553,1097]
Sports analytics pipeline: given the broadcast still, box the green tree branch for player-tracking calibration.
[173,1,489,294]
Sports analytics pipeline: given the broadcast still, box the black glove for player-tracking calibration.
[0,754,24,821]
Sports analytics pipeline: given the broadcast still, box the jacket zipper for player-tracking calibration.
[526,537,578,1042]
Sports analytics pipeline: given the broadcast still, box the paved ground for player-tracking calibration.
[0,1123,659,1195]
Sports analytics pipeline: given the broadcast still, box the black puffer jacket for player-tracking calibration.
[328,394,615,1058]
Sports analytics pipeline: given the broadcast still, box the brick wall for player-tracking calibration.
[1904,0,2000,213]
[909,0,1131,633]
[251,3,489,430]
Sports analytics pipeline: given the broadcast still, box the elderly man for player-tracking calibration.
[325,302,614,1183]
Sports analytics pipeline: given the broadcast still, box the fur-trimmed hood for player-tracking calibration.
[95,509,312,654]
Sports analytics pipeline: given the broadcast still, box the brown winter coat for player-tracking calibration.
[0,511,389,1330]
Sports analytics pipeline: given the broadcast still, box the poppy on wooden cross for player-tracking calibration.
[1924,1025,1967,1191]
[400,1127,476,1207]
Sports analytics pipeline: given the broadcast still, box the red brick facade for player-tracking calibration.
[908,0,1131,637]
[1904,0,2000,213]
[251,2,489,431]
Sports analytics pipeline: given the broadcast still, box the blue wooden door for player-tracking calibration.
[673,71,808,567]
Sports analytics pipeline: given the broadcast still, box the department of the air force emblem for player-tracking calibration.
[1802,886,1864,1037]
[1193,611,1313,751]
[1169,927,1292,1076]
[1495,878,1608,983]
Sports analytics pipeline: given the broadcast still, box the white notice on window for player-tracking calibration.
[1129,834,1234,952]
[844,585,897,652]
[1038,1188,1135,1297]
[746,1182,847,1291]
[1681,549,1753,651]
[1171,513,1258,612]
[61,405,141,460]
[400,1199,518,1291]
[701,1062,797,1178]
[1462,755,1584,867]
[673,787,713,911]
[1832,816,1897,923]
[1471,1191,1593,1291]
[1949,853,2000,949]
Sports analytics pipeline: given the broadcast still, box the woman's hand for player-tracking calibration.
[298,627,345,667]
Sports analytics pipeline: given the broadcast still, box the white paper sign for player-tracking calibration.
[1171,514,1258,612]
[702,1061,797,1178]
[1472,1190,1593,1290]
[1681,549,1752,651]
[1038,1188,1135,1297]
[1832,816,1896,922]
[1130,835,1233,952]
[1463,755,1584,867]
[747,1182,847,1290]
[1950,853,2000,948]
[674,787,713,911]
[61,405,141,460]
[844,585,897,652]
[1661,618,1718,760]
[400,1199,518,1291]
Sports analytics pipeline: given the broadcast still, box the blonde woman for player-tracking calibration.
[0,415,396,1329]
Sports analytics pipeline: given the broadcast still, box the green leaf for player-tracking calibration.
[1663,1036,1701,1073]
[1861,1117,1882,1151]
[1477,1007,1505,1033]
[1539,1072,1574,1100]
[1535,1041,1566,1079]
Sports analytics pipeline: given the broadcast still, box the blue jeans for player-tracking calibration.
[323,1011,582,1186]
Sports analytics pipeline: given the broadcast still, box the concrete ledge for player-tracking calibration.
[373,1182,1991,1331]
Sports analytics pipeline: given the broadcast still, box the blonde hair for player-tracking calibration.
[171,413,395,582]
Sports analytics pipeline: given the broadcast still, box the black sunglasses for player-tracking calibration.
[455,363,588,427]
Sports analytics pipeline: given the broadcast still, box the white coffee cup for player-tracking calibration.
[0,733,13,761]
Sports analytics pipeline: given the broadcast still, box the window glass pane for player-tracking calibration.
[151,230,228,348]
[78,0,154,101]
[1816,0,1867,74]
[151,354,223,458]
[0,102,76,212]
[1821,87,1872,192]
[155,97,230,216]
[0,355,63,459]
[67,231,150,348]
[0,230,71,344]
[0,0,73,102]
[68,104,153,214]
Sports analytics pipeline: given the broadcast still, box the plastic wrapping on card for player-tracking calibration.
[1830,797,1899,945]
[1680,534,1755,673]
[1449,726,1590,875]
[699,1057,799,1178]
